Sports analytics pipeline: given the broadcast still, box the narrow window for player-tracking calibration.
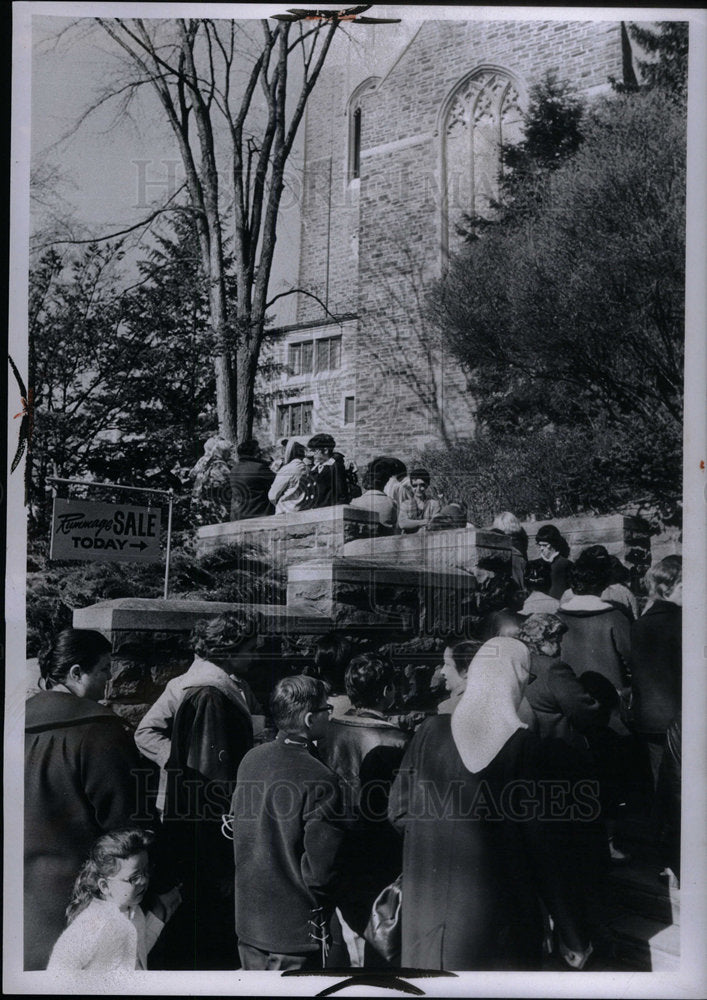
[329,336,341,370]
[352,107,362,180]
[316,338,330,373]
[344,396,355,425]
[300,341,314,373]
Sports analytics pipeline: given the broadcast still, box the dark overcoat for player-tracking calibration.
[160,685,254,969]
[229,458,275,519]
[388,716,596,971]
[630,600,681,735]
[24,691,146,970]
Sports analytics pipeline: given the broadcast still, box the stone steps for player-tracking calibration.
[587,864,680,972]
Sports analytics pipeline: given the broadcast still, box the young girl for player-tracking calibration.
[47,828,180,971]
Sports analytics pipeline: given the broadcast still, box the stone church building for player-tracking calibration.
[255,18,640,466]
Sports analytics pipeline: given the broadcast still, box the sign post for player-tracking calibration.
[48,479,176,597]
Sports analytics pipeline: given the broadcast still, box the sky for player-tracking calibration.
[29,8,419,326]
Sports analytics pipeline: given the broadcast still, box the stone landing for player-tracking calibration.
[72,597,335,727]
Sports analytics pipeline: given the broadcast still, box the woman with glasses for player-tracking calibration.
[396,468,441,533]
[534,524,573,601]
[24,629,151,970]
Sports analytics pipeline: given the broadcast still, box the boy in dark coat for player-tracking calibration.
[232,675,345,970]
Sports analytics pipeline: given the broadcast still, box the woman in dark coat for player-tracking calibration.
[388,637,595,971]
[535,524,573,601]
[24,628,148,970]
[516,613,599,744]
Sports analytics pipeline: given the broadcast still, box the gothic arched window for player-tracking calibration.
[442,68,524,254]
[347,77,379,183]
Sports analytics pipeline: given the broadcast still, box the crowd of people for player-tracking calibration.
[227,435,467,534]
[24,511,683,974]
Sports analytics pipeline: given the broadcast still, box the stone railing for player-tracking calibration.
[196,505,381,567]
[287,558,478,636]
[341,527,513,575]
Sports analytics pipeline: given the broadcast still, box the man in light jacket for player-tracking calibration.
[134,611,264,814]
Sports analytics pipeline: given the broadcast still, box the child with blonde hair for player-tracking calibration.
[47,828,180,971]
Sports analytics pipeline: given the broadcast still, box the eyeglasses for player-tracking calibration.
[107,867,152,887]
[311,704,334,715]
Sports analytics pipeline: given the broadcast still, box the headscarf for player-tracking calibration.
[451,636,531,774]
[283,438,305,465]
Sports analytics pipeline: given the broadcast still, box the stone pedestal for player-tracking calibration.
[196,505,381,568]
[341,527,513,575]
[287,558,478,637]
[73,597,334,726]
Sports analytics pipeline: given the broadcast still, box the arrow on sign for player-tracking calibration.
[129,541,149,551]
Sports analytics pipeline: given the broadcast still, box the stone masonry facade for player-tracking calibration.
[254,18,636,466]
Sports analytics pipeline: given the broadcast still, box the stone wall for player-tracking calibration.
[196,505,381,571]
[287,558,478,637]
[289,19,629,462]
[73,598,336,727]
[71,510,660,722]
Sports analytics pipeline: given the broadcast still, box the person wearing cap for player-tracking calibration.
[307,433,350,508]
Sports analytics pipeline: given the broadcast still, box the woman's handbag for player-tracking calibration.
[362,875,402,966]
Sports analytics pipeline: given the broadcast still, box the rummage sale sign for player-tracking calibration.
[50,499,162,563]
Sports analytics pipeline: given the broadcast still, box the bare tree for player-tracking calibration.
[83,16,341,443]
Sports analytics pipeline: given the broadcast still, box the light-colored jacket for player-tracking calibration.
[268,457,313,513]
[134,657,263,811]
[47,897,172,971]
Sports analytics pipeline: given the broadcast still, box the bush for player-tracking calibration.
[417,417,681,532]
[26,538,286,656]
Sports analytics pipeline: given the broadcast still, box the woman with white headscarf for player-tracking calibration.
[388,636,594,971]
[267,439,315,513]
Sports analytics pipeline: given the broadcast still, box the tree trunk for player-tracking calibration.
[234,336,260,443]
